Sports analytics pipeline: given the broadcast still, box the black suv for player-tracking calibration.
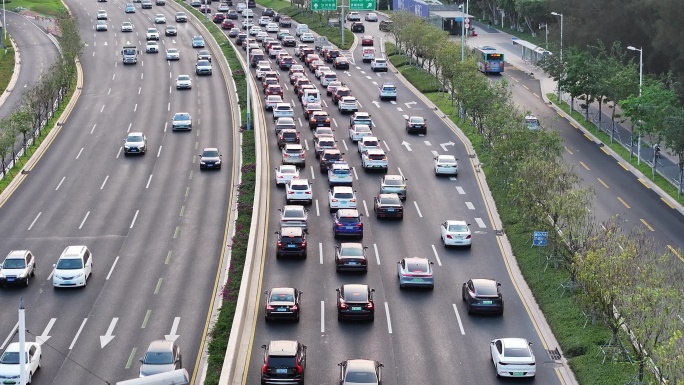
[379,19,393,32]
[278,129,300,149]
[351,22,365,33]
[275,227,307,258]
[319,149,344,173]
[308,111,331,129]
[262,7,275,16]
[261,340,307,385]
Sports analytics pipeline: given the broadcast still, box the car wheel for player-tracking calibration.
[24,276,29,287]
[442,236,448,248]
[466,243,472,249]
[461,288,466,301]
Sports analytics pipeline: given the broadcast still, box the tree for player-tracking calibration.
[0,120,17,177]
[663,107,684,194]
[10,107,34,155]
[515,0,548,37]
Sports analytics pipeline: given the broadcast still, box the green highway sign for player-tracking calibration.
[349,0,375,10]
[311,0,337,11]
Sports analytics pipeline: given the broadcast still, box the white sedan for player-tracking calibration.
[490,338,536,378]
[166,48,180,60]
[176,74,192,89]
[440,220,472,248]
[349,124,372,142]
[154,13,167,23]
[121,21,133,32]
[0,342,42,383]
[434,154,458,175]
[328,186,357,212]
[299,32,315,43]
[275,164,299,186]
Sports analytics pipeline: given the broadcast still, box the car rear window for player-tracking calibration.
[383,178,402,186]
[338,217,359,224]
[407,262,428,273]
[279,236,302,243]
[283,209,302,218]
[333,169,350,175]
[270,292,295,301]
[344,290,368,301]
[291,184,308,191]
[368,154,385,161]
[475,282,498,296]
[380,196,401,205]
[340,247,363,257]
[267,356,296,367]
[448,224,468,232]
[504,348,531,358]
[345,371,376,383]
[335,192,354,199]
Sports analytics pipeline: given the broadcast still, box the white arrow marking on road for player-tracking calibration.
[390,101,397,105]
[440,141,455,152]
[37,318,56,345]
[100,318,118,348]
[424,141,431,146]
[372,101,380,108]
[165,317,181,342]
[404,101,417,108]
[401,141,412,152]
[104,41,108,46]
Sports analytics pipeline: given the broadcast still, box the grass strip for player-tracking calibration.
[0,35,15,94]
[388,46,635,385]
[6,0,66,16]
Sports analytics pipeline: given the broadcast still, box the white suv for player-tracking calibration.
[371,58,388,72]
[379,83,397,100]
[53,245,93,288]
[361,149,388,171]
[328,162,353,186]
[328,186,357,213]
[273,103,294,121]
[286,179,313,205]
[146,27,160,40]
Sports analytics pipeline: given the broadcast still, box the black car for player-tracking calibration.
[334,57,350,70]
[308,111,331,130]
[264,287,302,322]
[227,9,239,19]
[198,147,222,170]
[262,7,275,16]
[247,0,255,7]
[350,22,365,33]
[462,278,504,315]
[319,149,343,172]
[336,284,375,321]
[165,25,177,36]
[325,49,341,63]
[335,243,368,272]
[405,116,427,134]
[282,36,297,47]
[278,129,300,149]
[275,226,307,258]
[373,193,403,219]
[261,340,306,385]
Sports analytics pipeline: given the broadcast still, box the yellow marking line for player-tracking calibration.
[617,197,631,208]
[165,250,172,264]
[579,161,590,170]
[640,218,655,232]
[600,147,611,155]
[125,347,137,369]
[154,278,163,294]
[141,310,151,328]
[638,178,650,188]
[564,147,573,155]
[668,245,684,263]
[556,111,563,117]
[583,133,593,141]
[570,122,578,129]
[617,162,629,171]
[661,197,674,209]
[597,178,609,189]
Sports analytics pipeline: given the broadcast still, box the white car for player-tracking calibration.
[249,26,262,36]
[379,83,397,100]
[217,3,229,11]
[365,12,378,21]
[320,72,337,87]
[315,66,331,78]
[328,162,353,186]
[96,20,108,31]
[357,136,380,154]
[328,186,357,212]
[256,31,269,42]
[0,342,42,383]
[97,9,108,19]
[339,359,383,385]
[52,245,93,288]
[434,154,458,175]
[241,8,254,18]
[265,95,283,110]
[176,74,192,89]
[256,64,272,79]
[266,22,279,32]
[349,124,372,142]
[154,14,167,23]
[146,41,159,53]
[361,149,388,171]
[195,60,213,75]
[286,179,313,205]
[146,27,160,40]
[123,132,147,155]
[258,16,271,26]
[166,48,180,60]
[299,33,315,43]
[121,21,133,32]
[440,220,472,248]
[346,11,360,21]
[279,205,309,230]
[275,165,300,186]
[0,250,36,287]
[272,103,294,121]
[338,96,359,113]
[370,58,388,72]
[490,338,536,378]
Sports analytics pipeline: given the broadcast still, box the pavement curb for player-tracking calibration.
[386,57,579,385]
[0,35,20,109]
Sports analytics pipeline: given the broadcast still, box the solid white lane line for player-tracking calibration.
[315,199,320,216]
[373,243,380,265]
[455,186,465,195]
[363,200,369,217]
[90,124,97,134]
[431,245,442,266]
[106,256,119,280]
[397,167,404,178]
[100,175,109,190]
[127,122,132,133]
[384,302,393,334]
[320,301,325,333]
[413,201,422,217]
[342,139,348,151]
[310,165,316,179]
[0,323,18,350]
[76,148,84,159]
[465,202,475,210]
[130,210,139,228]
[475,218,487,228]
[319,242,323,264]
[55,177,65,190]
[352,167,358,180]
[69,318,88,349]
[79,211,90,229]
[452,304,465,335]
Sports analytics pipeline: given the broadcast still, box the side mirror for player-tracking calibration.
[198,154,202,157]
[371,288,375,292]
[139,358,144,363]
[497,282,502,286]
[53,264,57,268]
[335,288,340,292]
[274,231,280,235]
[430,262,435,265]
[261,344,267,349]
[0,263,3,269]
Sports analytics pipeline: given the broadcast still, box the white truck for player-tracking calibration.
[121,44,139,64]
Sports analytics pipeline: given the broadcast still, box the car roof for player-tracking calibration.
[501,338,530,350]
[61,245,87,258]
[5,342,38,351]
[366,149,385,155]
[446,219,468,226]
[203,147,219,152]
[147,340,175,353]
[383,174,403,182]
[128,132,144,137]
[378,193,399,200]
[284,144,303,150]
[402,257,429,265]
[437,155,456,161]
[5,250,30,259]
[279,164,297,171]
[290,179,309,185]
[471,278,498,291]
[267,340,298,356]
[331,163,349,170]
[342,283,368,292]
[346,359,377,371]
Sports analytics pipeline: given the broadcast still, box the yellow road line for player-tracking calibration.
[640,218,655,232]
[583,133,593,141]
[638,178,650,189]
[579,161,590,170]
[564,147,573,155]
[570,122,578,129]
[141,310,151,328]
[601,147,611,155]
[618,162,629,170]
[597,178,609,188]
[617,197,631,208]
[125,347,137,369]
[668,245,684,262]
[556,111,563,117]
[661,197,675,209]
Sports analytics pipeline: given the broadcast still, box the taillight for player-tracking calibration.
[356,223,363,227]
[291,305,298,310]
[296,364,303,374]
[301,241,306,247]
[350,199,356,202]
[262,364,268,373]
[266,305,273,310]
[331,199,338,202]
[366,302,373,309]
[305,191,311,194]
[446,234,453,239]
[277,242,283,246]
[339,302,347,308]
[466,234,472,239]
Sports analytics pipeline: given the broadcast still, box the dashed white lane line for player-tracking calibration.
[373,243,380,265]
[321,301,325,333]
[315,199,320,216]
[384,302,393,334]
[397,167,404,178]
[303,139,309,151]
[465,202,475,210]
[55,176,65,190]
[475,218,487,228]
[363,200,369,217]
[319,242,323,264]
[100,175,109,190]
[452,304,466,335]
[157,146,162,157]
[130,210,139,228]
[76,148,84,159]
[342,139,348,151]
[90,124,97,134]
[413,201,422,217]
[352,167,359,180]
[431,150,439,157]
[455,186,465,195]
[382,140,390,151]
[127,122,132,133]
[431,245,442,266]
[107,256,119,280]
[27,212,41,231]
[79,211,90,229]
[310,166,316,179]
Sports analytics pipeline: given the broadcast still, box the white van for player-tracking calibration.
[295,24,309,36]
[362,47,376,62]
[116,369,189,385]
[52,245,93,288]
[302,89,321,105]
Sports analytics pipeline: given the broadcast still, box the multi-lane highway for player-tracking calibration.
[238,11,565,384]
[0,0,236,383]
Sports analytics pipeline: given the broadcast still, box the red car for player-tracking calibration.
[262,77,279,92]
[361,35,374,46]
[213,13,225,23]
[221,19,234,29]
[266,84,284,98]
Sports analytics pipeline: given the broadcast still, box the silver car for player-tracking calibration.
[166,48,180,60]
[281,143,305,166]
[379,174,407,200]
[0,250,36,287]
[123,132,147,155]
[278,205,308,231]
[121,21,133,32]
[339,359,383,385]
[172,112,192,130]
[139,340,182,377]
[397,257,434,289]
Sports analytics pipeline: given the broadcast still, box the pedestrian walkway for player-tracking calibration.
[460,22,684,209]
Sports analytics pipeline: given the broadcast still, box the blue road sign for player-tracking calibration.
[533,231,548,247]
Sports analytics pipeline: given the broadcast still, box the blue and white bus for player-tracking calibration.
[472,45,505,74]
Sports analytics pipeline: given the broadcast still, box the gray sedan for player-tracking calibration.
[379,174,407,200]
[397,257,434,289]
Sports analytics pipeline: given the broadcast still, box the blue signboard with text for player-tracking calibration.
[392,0,428,18]
[532,231,548,247]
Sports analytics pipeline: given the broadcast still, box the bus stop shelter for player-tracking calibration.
[511,37,551,66]
[428,11,474,35]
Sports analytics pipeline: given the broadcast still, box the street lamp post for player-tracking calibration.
[246,41,251,131]
[628,45,643,165]
[551,11,563,102]
[459,4,464,62]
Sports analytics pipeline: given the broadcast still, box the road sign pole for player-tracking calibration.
[341,0,345,46]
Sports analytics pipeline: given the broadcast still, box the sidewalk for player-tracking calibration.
[461,22,684,213]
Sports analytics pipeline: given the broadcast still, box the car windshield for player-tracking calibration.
[178,76,190,81]
[363,140,378,147]
[383,178,403,186]
[56,258,83,269]
[167,49,178,53]
[0,352,24,364]
[410,117,424,124]
[203,150,219,157]
[128,135,144,142]
[345,370,377,383]
[448,224,468,232]
[333,169,349,175]
[375,59,386,63]
[380,196,401,205]
[3,259,25,269]
[144,351,174,365]
[504,347,531,358]
[280,167,296,174]
[406,261,428,273]
[174,114,190,121]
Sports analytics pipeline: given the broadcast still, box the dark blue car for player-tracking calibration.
[333,209,363,239]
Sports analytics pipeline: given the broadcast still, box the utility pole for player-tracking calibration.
[246,40,251,131]
[19,299,27,385]
[340,0,345,47]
